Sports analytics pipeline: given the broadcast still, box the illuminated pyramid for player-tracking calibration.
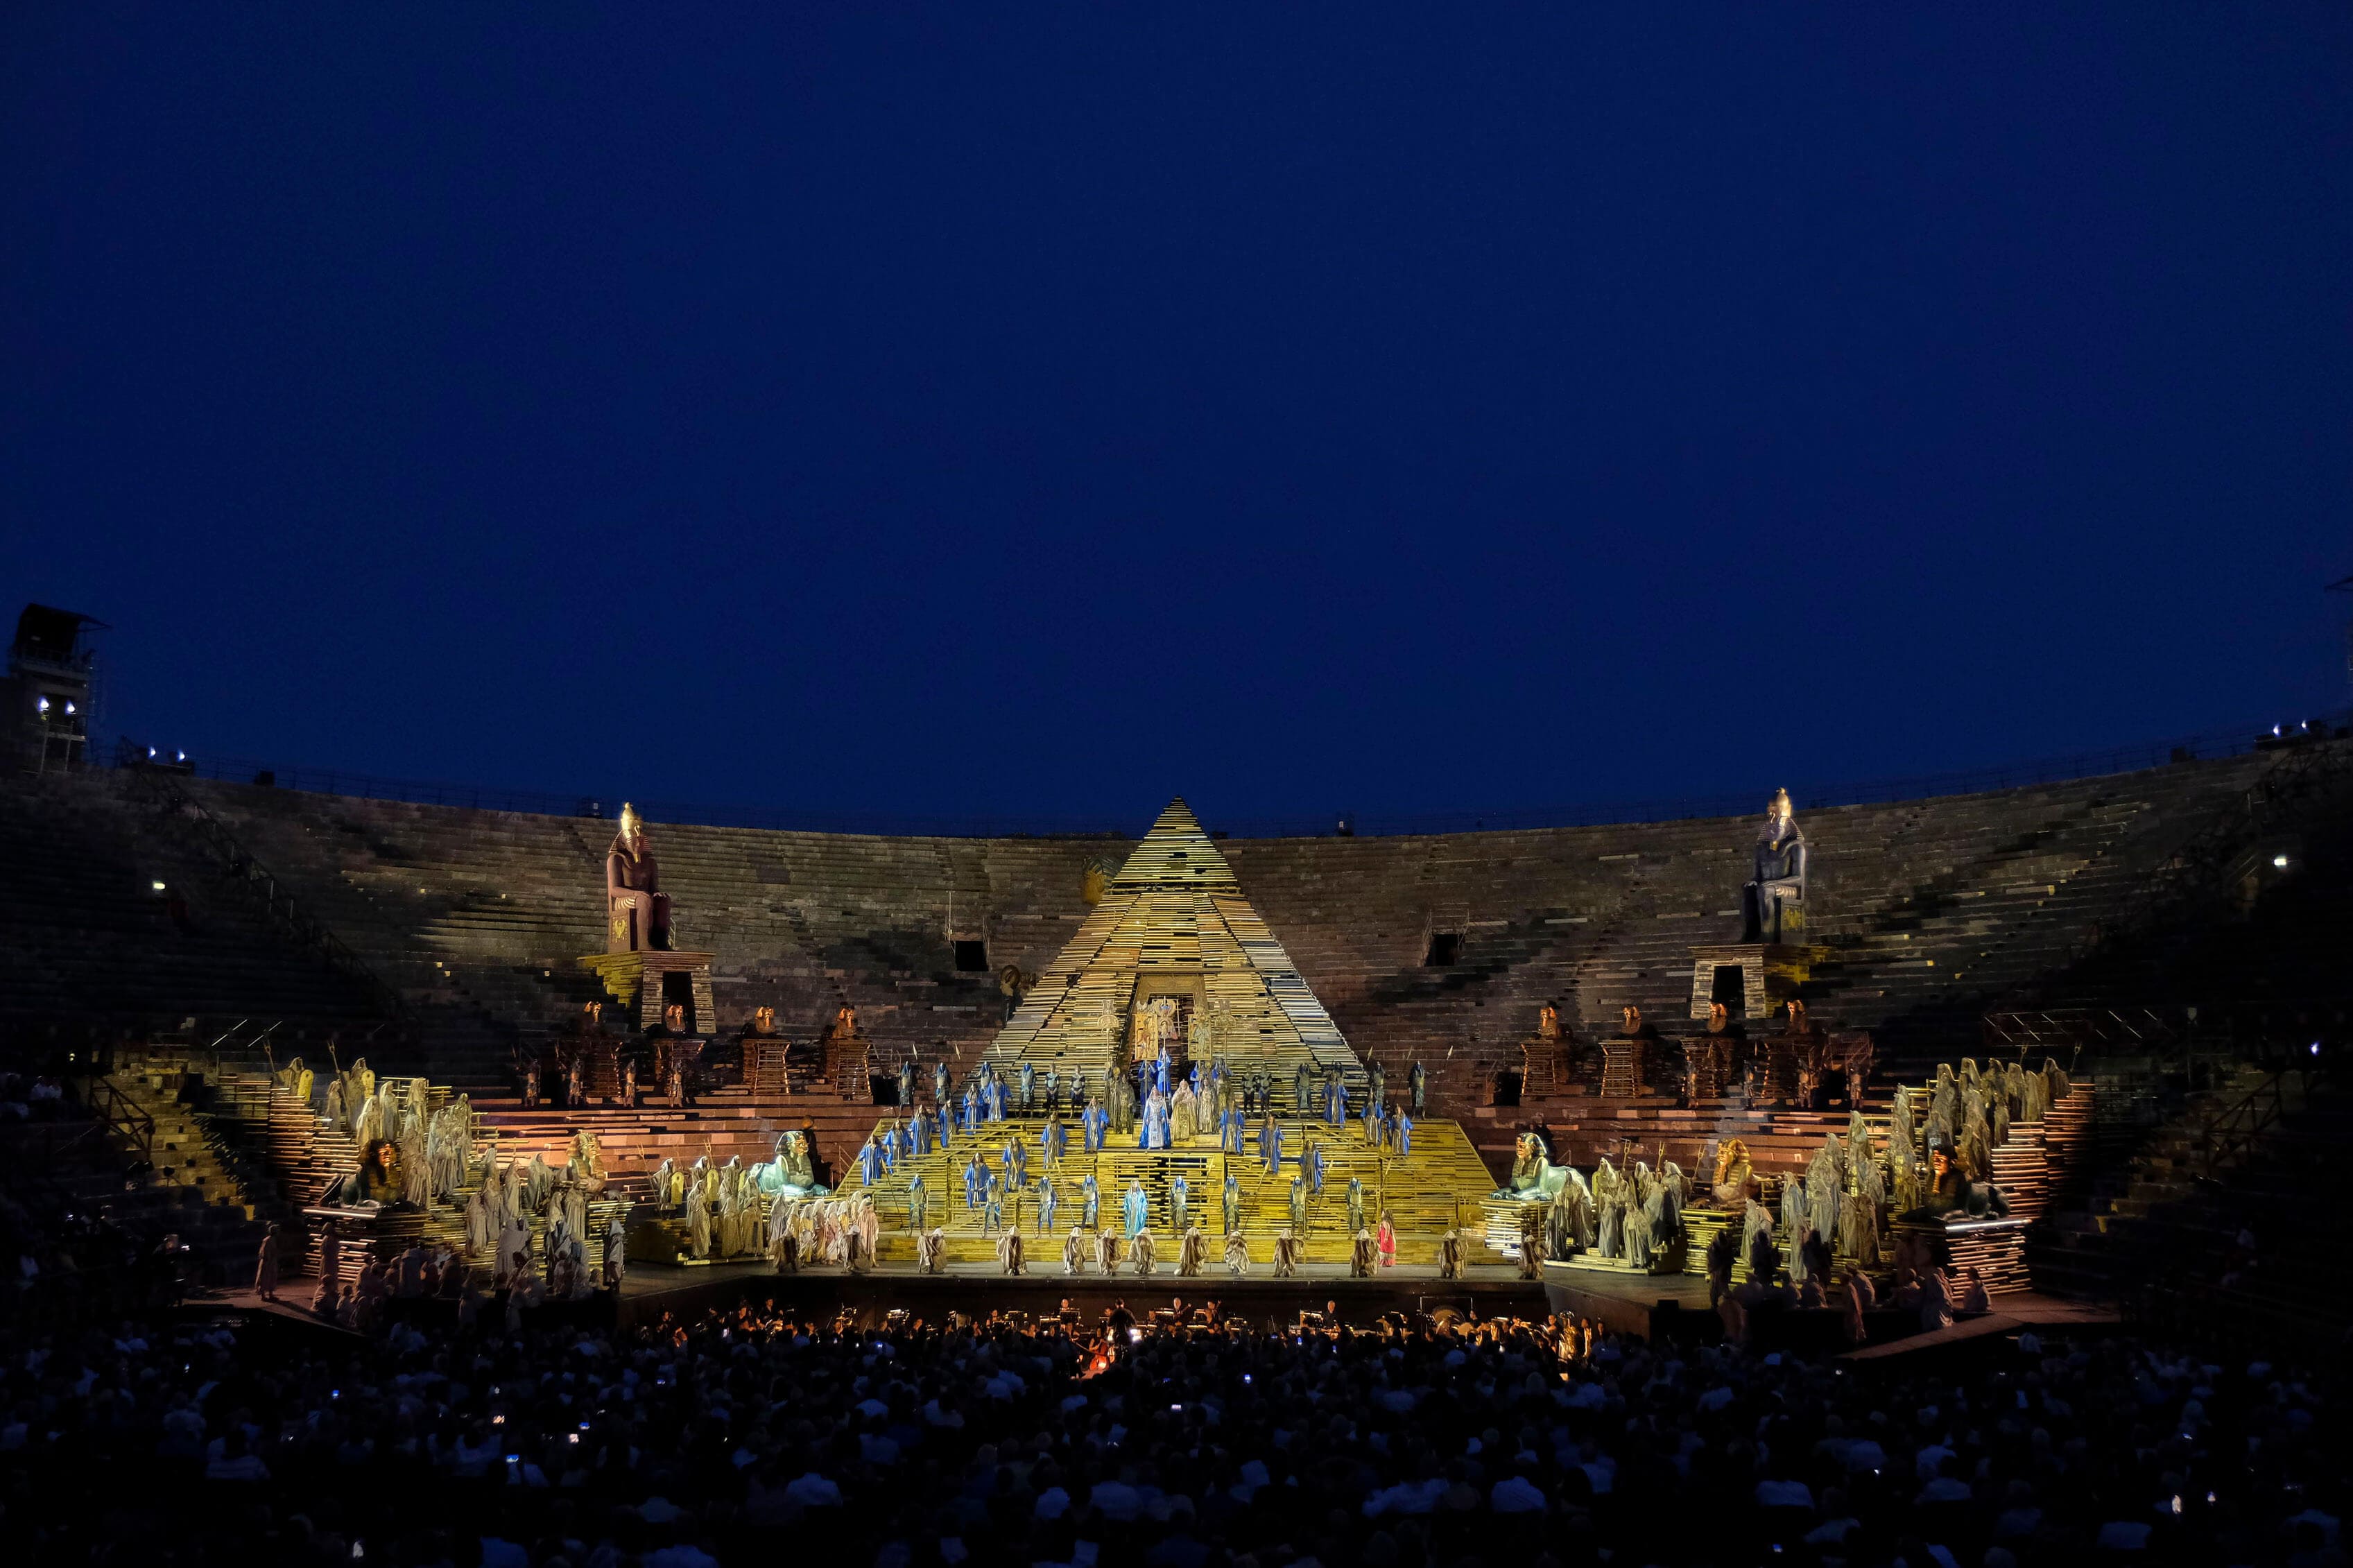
[980,798,1363,1089]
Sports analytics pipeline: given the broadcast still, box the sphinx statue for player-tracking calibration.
[1501,1130,1569,1201]
[606,802,672,953]
[753,1130,827,1199]
[1741,789,1807,942]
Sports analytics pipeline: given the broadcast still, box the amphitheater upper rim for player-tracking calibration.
[104,712,2350,843]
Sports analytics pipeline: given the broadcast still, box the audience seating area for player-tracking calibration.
[11,749,2264,1121]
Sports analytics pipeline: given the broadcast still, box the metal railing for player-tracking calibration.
[2193,1063,2324,1180]
[1982,1007,2184,1056]
[80,1076,155,1162]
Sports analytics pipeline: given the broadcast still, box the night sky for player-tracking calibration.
[3,9,2349,832]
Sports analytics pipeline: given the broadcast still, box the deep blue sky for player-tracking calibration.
[4,8,2350,829]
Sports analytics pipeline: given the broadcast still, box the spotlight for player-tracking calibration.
[146,746,157,759]
[34,696,48,714]
[2273,854,2291,869]
[174,750,187,763]
[151,881,166,893]
[62,702,74,715]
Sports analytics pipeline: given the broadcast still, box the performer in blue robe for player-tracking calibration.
[910,1106,932,1157]
[1222,1170,1241,1233]
[1037,1179,1058,1234]
[1397,1111,1414,1158]
[1122,1179,1149,1239]
[1083,1096,1107,1153]
[858,1137,884,1187]
[1019,1062,1035,1112]
[1305,1141,1325,1196]
[898,1059,916,1110]
[1326,1075,1348,1128]
[1361,1096,1381,1144]
[963,1155,983,1209]
[961,1085,980,1134]
[1044,1065,1060,1112]
[1155,1056,1171,1095]
[1171,1173,1189,1235]
[1147,1089,1172,1150]
[1259,1115,1284,1176]
[988,1078,1007,1122]
[1083,1172,1101,1229]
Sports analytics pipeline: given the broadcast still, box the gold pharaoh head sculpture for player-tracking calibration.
[619,802,645,841]
[1767,788,1792,820]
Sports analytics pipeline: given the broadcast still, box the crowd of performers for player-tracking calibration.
[641,1126,1474,1283]
[254,1056,634,1322]
[1506,1054,2079,1341]
[768,1052,1464,1278]
[887,1051,1430,1146]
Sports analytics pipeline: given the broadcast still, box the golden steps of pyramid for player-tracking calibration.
[822,1116,1501,1266]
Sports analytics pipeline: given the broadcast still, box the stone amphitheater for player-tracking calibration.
[5,733,2348,1324]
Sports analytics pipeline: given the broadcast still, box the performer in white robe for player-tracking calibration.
[1438,1228,1463,1280]
[1130,1229,1156,1275]
[1178,1225,1205,1277]
[1350,1228,1374,1277]
[1096,1227,1120,1275]
[1223,1231,1250,1276]
[918,1227,945,1274]
[493,1212,528,1284]
[997,1229,1025,1275]
[1623,1198,1653,1270]
[685,1183,712,1259]
[1273,1230,1302,1277]
[1064,1227,1087,1275]
[464,1186,492,1257]
[603,1217,628,1290]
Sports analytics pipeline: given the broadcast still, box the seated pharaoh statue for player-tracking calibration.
[1741,789,1807,942]
[606,802,672,953]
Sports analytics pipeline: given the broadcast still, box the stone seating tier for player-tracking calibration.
[0,749,2289,1130]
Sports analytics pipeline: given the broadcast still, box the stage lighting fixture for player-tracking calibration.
[2273,854,2291,868]
[33,696,47,714]
[63,702,74,714]
[150,881,166,893]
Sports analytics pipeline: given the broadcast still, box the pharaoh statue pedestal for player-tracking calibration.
[1686,943,1820,1023]
[1689,789,1825,1024]
[578,948,719,1035]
